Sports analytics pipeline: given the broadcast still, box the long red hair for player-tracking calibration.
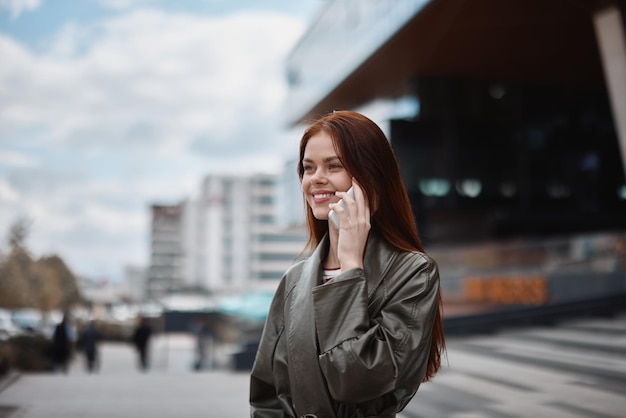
[297,110,445,381]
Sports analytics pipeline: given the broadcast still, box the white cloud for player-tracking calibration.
[0,150,39,168]
[0,178,20,203]
[98,0,154,11]
[0,0,41,19]
[1,10,302,156]
[0,8,307,281]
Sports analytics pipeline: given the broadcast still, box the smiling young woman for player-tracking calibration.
[250,110,446,418]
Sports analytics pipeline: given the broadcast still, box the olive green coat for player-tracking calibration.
[250,231,441,418]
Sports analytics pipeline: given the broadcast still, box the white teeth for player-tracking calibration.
[313,193,333,199]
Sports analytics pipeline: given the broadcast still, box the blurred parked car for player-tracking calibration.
[11,309,43,334]
[0,309,22,340]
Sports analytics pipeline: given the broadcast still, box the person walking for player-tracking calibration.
[192,317,213,371]
[132,316,152,371]
[250,111,446,417]
[51,311,75,373]
[79,320,102,373]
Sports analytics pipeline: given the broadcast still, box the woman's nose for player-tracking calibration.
[310,168,327,183]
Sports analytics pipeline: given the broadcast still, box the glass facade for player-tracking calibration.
[391,77,626,245]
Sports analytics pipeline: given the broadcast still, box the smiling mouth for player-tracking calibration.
[313,193,334,199]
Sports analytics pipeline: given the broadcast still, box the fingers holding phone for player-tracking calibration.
[329,180,371,271]
[329,181,370,230]
[328,187,354,229]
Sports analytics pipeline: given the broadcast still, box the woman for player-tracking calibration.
[250,111,445,417]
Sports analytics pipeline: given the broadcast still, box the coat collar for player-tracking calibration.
[307,228,397,292]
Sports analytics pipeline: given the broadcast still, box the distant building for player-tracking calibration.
[277,157,306,228]
[177,173,306,294]
[147,204,184,298]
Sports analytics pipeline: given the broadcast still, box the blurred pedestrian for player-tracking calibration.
[192,317,213,371]
[132,316,152,371]
[250,111,446,417]
[78,320,102,373]
[51,311,75,373]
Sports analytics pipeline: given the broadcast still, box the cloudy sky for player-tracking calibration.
[0,0,323,283]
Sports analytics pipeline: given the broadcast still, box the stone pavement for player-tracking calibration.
[0,334,251,418]
[402,313,626,418]
[1,314,625,418]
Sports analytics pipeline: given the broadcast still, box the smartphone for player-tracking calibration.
[328,187,354,230]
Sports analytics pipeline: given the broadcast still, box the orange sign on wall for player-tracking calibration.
[463,276,548,305]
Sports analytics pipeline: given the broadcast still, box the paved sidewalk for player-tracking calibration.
[0,334,250,418]
[5,314,622,418]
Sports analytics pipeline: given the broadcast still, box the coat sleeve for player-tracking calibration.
[249,277,288,417]
[312,252,440,403]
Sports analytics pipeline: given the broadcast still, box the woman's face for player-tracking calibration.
[301,131,353,222]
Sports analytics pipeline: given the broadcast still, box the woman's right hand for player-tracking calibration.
[329,180,371,271]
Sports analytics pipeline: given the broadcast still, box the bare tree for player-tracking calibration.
[8,217,31,251]
[35,255,83,310]
[0,219,82,311]
[0,247,37,309]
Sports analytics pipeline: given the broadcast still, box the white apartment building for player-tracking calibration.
[147,204,184,298]
[177,172,307,294]
[277,157,307,228]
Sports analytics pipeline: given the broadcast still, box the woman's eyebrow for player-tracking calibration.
[302,156,340,163]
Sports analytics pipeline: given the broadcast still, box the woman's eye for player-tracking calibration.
[303,165,314,172]
[329,164,343,170]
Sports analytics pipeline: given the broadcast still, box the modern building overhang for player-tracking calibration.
[285,0,608,126]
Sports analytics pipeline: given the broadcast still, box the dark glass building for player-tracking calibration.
[285,0,626,246]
